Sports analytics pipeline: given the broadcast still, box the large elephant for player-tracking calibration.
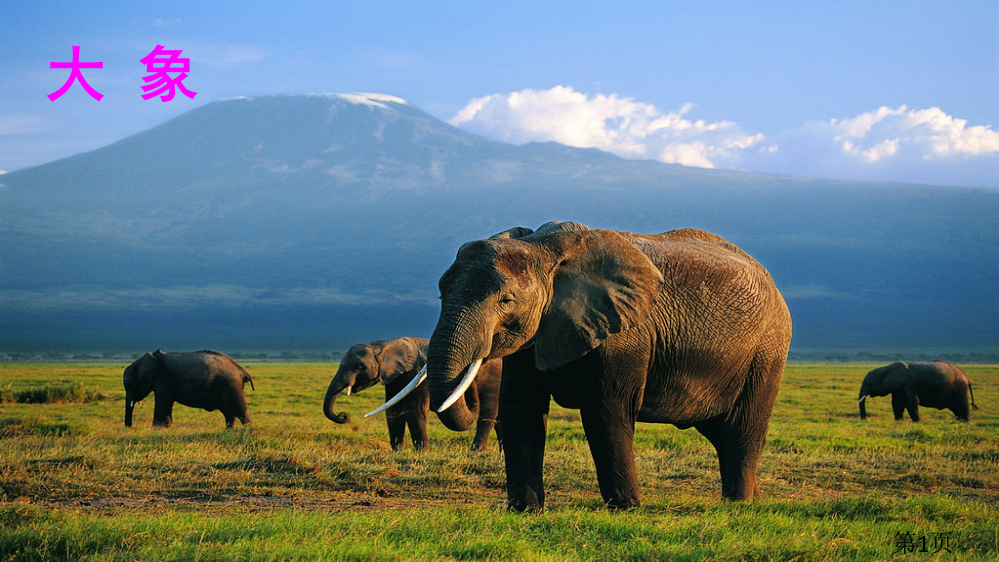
[324,337,502,451]
[858,361,978,421]
[123,349,255,428]
[381,222,792,510]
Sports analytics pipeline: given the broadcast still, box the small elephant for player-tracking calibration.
[323,337,502,451]
[858,360,978,421]
[123,349,255,428]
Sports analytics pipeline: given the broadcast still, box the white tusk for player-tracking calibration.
[437,359,483,413]
[858,395,868,404]
[346,386,352,396]
[363,366,427,417]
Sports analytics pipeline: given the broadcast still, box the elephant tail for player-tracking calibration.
[969,383,978,410]
[243,371,256,391]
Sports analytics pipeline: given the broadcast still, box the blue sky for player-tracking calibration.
[2,1,996,186]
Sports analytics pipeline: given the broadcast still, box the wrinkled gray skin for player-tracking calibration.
[858,361,978,421]
[323,337,502,451]
[427,222,792,511]
[123,350,255,428]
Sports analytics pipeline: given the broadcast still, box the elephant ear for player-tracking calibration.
[534,229,663,371]
[488,221,590,240]
[882,361,911,389]
[125,351,161,399]
[523,221,590,240]
[489,226,534,239]
[379,338,424,385]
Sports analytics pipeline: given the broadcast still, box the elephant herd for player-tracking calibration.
[121,221,979,511]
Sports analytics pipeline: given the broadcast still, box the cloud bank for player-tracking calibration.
[0,285,437,311]
[450,87,999,187]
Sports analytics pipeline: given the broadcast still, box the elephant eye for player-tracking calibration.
[498,294,517,311]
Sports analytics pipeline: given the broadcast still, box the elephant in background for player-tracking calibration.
[385,222,791,511]
[123,349,255,428]
[323,337,502,451]
[858,360,978,421]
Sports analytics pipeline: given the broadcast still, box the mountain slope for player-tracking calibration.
[2,93,996,352]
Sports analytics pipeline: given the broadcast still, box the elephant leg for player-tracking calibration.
[232,397,251,426]
[386,410,407,451]
[152,395,173,427]
[576,349,645,510]
[471,418,496,451]
[951,394,970,421]
[219,391,250,428]
[579,400,640,509]
[903,392,921,422]
[493,421,503,452]
[696,417,759,501]
[891,392,908,421]
[500,352,550,511]
[696,356,782,501]
[406,409,429,451]
[474,371,502,452]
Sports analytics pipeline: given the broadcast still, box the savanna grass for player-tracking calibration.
[1,361,997,560]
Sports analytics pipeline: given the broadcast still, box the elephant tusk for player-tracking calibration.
[858,395,868,404]
[363,366,427,417]
[346,386,352,396]
[437,359,483,413]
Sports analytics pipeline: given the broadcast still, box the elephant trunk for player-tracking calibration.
[124,396,135,427]
[858,376,877,420]
[427,308,484,431]
[323,381,350,424]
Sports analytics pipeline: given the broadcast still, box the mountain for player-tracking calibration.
[2,93,997,355]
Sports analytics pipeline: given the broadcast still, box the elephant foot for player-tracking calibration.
[507,489,545,512]
[721,485,760,502]
[605,498,641,511]
[507,500,544,513]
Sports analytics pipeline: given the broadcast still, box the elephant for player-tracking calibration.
[123,349,255,428]
[324,337,502,451]
[377,222,792,511]
[858,360,978,421]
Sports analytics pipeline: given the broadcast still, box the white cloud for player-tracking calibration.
[830,105,999,160]
[450,88,999,187]
[748,106,999,186]
[449,86,762,169]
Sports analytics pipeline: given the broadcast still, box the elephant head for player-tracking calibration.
[122,350,163,427]
[858,361,909,419]
[323,338,425,424]
[423,222,663,431]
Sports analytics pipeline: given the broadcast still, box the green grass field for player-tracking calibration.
[1,362,997,561]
